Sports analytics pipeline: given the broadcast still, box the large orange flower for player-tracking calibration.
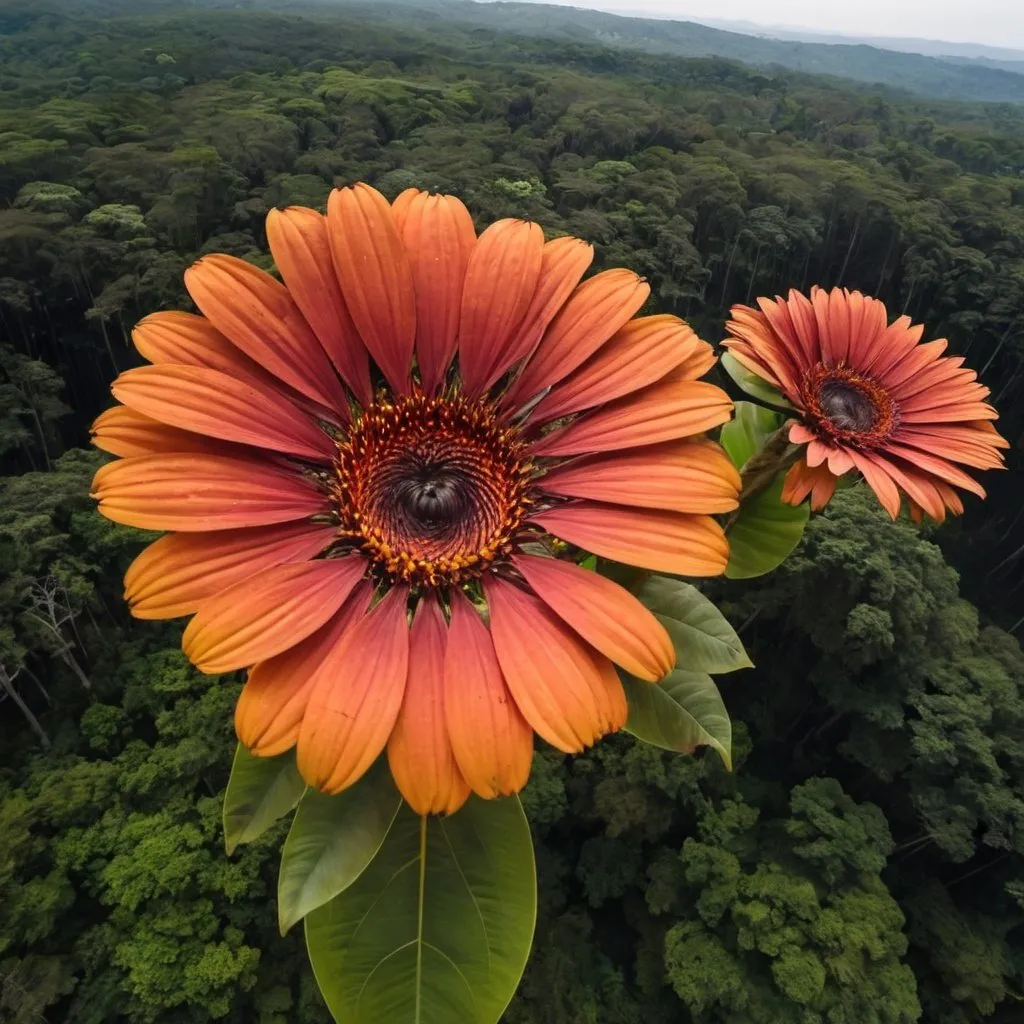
[91,184,738,815]
[723,286,1008,521]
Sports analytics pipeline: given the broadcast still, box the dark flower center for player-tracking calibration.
[331,392,533,586]
[818,380,878,432]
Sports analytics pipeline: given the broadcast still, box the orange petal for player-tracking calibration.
[531,502,730,577]
[327,184,416,394]
[394,192,476,396]
[532,315,711,423]
[513,554,674,681]
[133,311,270,385]
[485,577,627,753]
[387,598,470,816]
[848,450,902,520]
[491,236,595,395]
[182,556,368,674]
[236,581,373,757]
[529,377,733,457]
[111,365,336,462]
[781,459,837,511]
[91,453,329,531]
[539,440,740,514]
[444,589,533,799]
[458,219,545,397]
[504,269,650,409]
[266,206,372,404]
[184,253,347,412]
[124,521,337,620]
[297,586,410,794]
[91,406,229,458]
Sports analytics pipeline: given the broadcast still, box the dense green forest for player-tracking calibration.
[1,0,1023,1021]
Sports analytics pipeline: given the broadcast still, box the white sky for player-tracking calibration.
[525,0,1024,51]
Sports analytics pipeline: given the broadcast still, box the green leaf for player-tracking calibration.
[719,400,786,470]
[638,575,752,673]
[726,473,810,579]
[720,351,792,410]
[222,744,306,856]
[305,796,536,1024]
[622,670,733,770]
[278,760,403,935]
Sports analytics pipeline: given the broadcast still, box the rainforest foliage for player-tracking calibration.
[1,1,1023,1022]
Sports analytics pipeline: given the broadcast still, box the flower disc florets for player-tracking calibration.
[333,391,533,587]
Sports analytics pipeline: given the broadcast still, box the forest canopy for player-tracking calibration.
[1,1,1022,1022]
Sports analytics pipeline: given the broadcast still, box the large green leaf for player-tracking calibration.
[222,744,306,855]
[638,575,752,674]
[719,399,786,470]
[278,761,403,935]
[306,796,536,1024]
[725,473,810,579]
[720,351,792,410]
[622,670,732,770]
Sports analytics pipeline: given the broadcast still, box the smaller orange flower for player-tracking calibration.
[723,286,1008,521]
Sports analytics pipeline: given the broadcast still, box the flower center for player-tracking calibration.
[802,365,895,445]
[332,392,533,587]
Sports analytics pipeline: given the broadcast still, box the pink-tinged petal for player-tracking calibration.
[236,581,372,757]
[538,440,740,514]
[529,377,733,458]
[184,254,347,412]
[900,401,999,424]
[504,269,650,409]
[512,553,674,681]
[805,439,832,469]
[328,184,416,394]
[721,342,788,395]
[876,443,987,498]
[266,206,372,404]
[723,304,802,395]
[182,556,367,674]
[782,459,837,511]
[297,586,411,794]
[827,447,855,476]
[111,365,336,462]
[485,577,627,753]
[124,521,336,620]
[394,191,476,395]
[91,453,329,531]
[532,314,709,423]
[444,590,533,799]
[788,422,817,446]
[458,219,545,397]
[387,597,470,816]
[91,407,233,458]
[531,501,730,577]
[848,450,903,520]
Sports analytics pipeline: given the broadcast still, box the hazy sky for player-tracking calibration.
[527,0,1024,50]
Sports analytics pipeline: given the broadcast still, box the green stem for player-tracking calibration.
[725,423,803,532]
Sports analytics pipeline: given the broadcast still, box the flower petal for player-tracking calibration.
[485,577,627,753]
[504,269,650,409]
[182,556,368,674]
[538,440,740,514]
[387,597,470,816]
[91,406,229,458]
[445,589,533,799]
[458,219,545,397]
[529,377,733,457]
[236,581,373,757]
[91,453,329,531]
[266,206,372,404]
[124,521,337,620]
[531,501,729,577]
[297,586,410,794]
[848,450,903,520]
[328,183,416,394]
[532,314,708,423]
[111,365,336,461]
[394,191,477,396]
[184,254,346,411]
[782,459,837,511]
[513,553,674,681]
